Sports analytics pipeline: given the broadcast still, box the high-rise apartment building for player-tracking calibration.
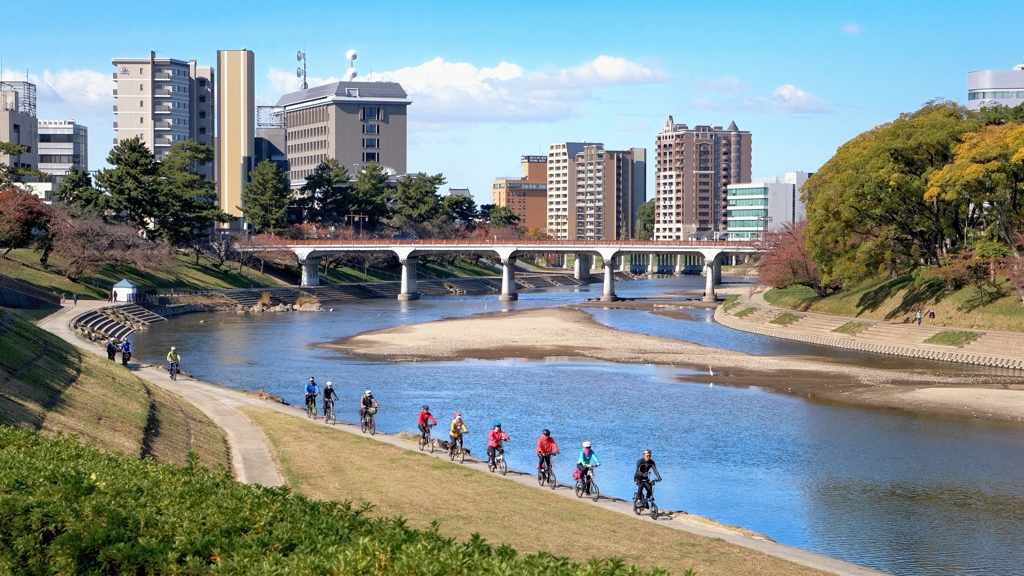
[276,79,410,186]
[113,53,211,164]
[546,143,645,240]
[217,50,255,227]
[967,62,1024,110]
[492,156,547,229]
[654,117,751,240]
[0,81,38,173]
[191,64,215,182]
[37,120,88,185]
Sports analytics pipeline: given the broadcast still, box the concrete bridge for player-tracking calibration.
[243,240,760,302]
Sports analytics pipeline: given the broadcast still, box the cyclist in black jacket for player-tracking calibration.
[634,448,662,504]
[322,381,338,422]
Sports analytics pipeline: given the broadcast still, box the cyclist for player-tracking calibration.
[120,339,133,366]
[359,389,379,422]
[166,347,181,378]
[322,381,337,422]
[448,412,468,457]
[417,405,437,443]
[536,429,560,473]
[304,377,320,413]
[634,448,662,507]
[577,441,600,490]
[487,422,510,469]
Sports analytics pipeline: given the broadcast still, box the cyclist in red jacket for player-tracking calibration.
[487,421,510,470]
[417,405,437,443]
[536,429,560,472]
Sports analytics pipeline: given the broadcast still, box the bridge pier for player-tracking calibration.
[499,257,518,301]
[601,259,618,301]
[648,254,658,275]
[574,254,591,281]
[674,255,683,275]
[703,256,721,302]
[398,256,419,300]
[299,256,321,287]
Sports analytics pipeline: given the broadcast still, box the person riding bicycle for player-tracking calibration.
[166,347,181,377]
[536,429,560,473]
[487,422,510,469]
[120,339,133,365]
[359,389,379,421]
[634,448,662,507]
[448,412,468,456]
[322,381,337,421]
[417,405,437,443]
[304,377,320,411]
[577,441,600,488]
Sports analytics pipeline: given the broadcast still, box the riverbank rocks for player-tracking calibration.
[297,302,323,312]
[248,303,294,313]
[252,390,286,404]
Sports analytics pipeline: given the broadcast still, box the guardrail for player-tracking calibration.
[262,239,755,248]
[0,272,62,305]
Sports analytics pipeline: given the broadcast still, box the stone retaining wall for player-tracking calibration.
[714,305,1024,371]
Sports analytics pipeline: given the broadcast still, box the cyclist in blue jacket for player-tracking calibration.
[304,377,320,411]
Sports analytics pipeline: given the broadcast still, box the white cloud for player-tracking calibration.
[2,68,112,119]
[842,23,864,35]
[770,84,832,114]
[693,76,748,95]
[616,121,651,132]
[266,67,340,96]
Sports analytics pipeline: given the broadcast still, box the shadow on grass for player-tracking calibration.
[855,276,948,320]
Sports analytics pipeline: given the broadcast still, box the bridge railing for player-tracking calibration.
[273,239,755,248]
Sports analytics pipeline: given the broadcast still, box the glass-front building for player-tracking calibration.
[37,119,88,185]
[725,181,803,240]
[967,65,1024,111]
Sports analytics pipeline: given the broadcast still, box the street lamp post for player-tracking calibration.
[345,214,368,238]
[757,214,773,239]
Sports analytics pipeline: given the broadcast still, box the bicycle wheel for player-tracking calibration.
[360,417,367,433]
[590,481,600,502]
[632,496,643,515]
[548,470,556,489]
[369,416,376,435]
[649,503,658,519]
[457,446,465,464]
[428,432,434,453]
[170,366,177,381]
[574,481,584,499]
[449,445,456,461]
[419,435,426,451]
[537,468,546,486]
[498,457,507,476]
[327,406,335,425]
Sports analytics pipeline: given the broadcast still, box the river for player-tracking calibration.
[129,276,1024,576]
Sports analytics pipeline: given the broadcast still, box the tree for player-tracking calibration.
[976,101,1024,126]
[156,140,230,250]
[441,194,479,226]
[394,172,446,228]
[54,166,105,211]
[754,220,834,296]
[350,163,392,229]
[242,160,290,234]
[0,187,49,258]
[46,205,169,281]
[295,158,351,226]
[635,199,655,240]
[94,137,162,228]
[485,206,519,228]
[0,141,48,187]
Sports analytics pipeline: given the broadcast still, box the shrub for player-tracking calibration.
[295,291,319,306]
[257,291,272,306]
[0,427,665,575]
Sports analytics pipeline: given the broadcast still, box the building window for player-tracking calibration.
[139,84,143,91]
[199,96,205,103]
[361,106,380,121]
[140,100,143,107]
[363,152,379,162]
[363,138,379,149]
[363,124,379,135]
[199,127,206,134]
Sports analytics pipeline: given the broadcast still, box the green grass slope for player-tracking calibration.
[0,308,229,469]
[764,276,1024,332]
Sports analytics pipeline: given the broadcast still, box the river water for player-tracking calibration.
[130,277,1024,576]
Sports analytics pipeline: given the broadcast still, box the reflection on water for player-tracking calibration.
[129,278,1024,576]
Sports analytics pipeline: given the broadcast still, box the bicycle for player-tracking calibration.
[488,443,508,476]
[448,434,466,463]
[537,453,557,489]
[574,466,600,502]
[168,361,178,381]
[305,394,317,419]
[360,407,377,435]
[632,478,659,519]
[323,398,335,425]
[419,424,434,452]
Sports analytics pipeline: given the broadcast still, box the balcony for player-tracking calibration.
[154,89,171,97]
[154,105,171,114]
[154,72,171,80]
[154,121,171,130]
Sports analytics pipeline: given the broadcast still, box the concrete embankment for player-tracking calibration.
[715,292,1024,371]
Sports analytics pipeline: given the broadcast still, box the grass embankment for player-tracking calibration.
[0,427,668,575]
[0,307,228,469]
[769,313,801,326]
[734,307,756,318]
[925,331,980,346]
[832,321,871,335]
[0,248,283,300]
[242,407,828,576]
[764,275,1024,332]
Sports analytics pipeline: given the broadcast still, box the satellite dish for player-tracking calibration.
[347,50,358,63]
[297,51,304,62]
[296,67,303,78]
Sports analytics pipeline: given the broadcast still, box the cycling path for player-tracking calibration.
[38,302,882,575]
[37,302,286,487]
[715,291,1024,371]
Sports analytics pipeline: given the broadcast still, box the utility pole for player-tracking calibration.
[345,214,368,238]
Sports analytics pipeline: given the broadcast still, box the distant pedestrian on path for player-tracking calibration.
[928,309,935,325]
[916,310,923,325]
[72,293,78,306]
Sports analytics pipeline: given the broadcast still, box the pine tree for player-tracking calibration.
[241,160,290,234]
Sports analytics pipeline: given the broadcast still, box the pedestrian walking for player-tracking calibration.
[928,309,935,325]
[72,293,77,306]
[916,310,923,326]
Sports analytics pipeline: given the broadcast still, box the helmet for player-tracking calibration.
[325,381,333,387]
[493,421,501,428]
[454,412,462,419]
[422,405,430,411]
[582,441,592,448]
[171,346,176,351]
[642,448,652,456]
[542,429,550,436]
[309,377,314,382]
[365,389,372,395]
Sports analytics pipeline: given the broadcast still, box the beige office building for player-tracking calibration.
[492,156,547,230]
[0,81,38,173]
[546,142,645,240]
[276,81,409,186]
[217,50,255,226]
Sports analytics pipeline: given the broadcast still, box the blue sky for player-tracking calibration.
[5,0,1024,201]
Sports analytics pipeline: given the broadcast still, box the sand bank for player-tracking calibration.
[328,307,1024,422]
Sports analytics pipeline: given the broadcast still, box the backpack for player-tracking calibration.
[572,469,581,480]
[440,440,451,450]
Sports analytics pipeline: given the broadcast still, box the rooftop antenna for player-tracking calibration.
[296,51,307,89]
[343,50,358,81]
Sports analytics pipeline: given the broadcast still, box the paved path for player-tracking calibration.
[36,302,884,576]
[715,291,1024,371]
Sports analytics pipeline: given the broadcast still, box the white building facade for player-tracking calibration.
[967,64,1024,110]
[37,119,88,185]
